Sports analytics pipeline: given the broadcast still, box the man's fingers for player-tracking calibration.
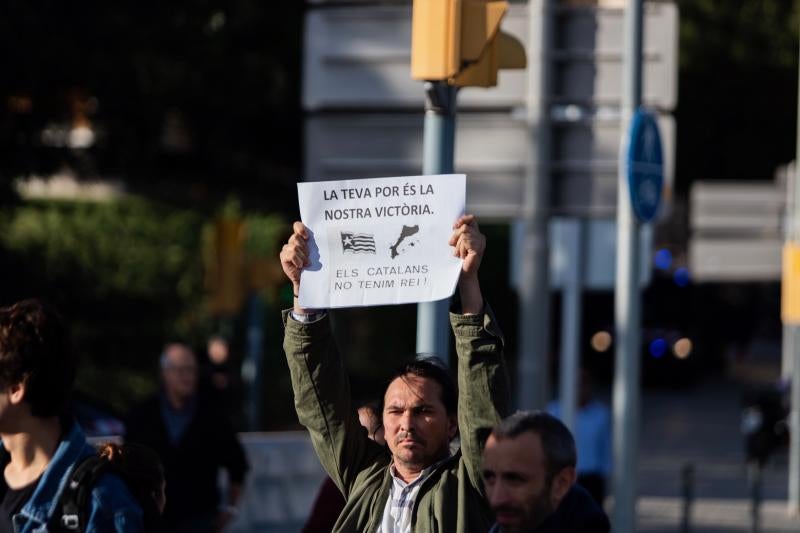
[287,235,310,262]
[292,221,309,239]
[281,243,309,275]
[448,232,459,247]
[288,232,308,249]
[453,214,477,229]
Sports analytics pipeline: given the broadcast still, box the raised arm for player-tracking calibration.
[448,214,484,315]
[281,220,313,316]
[448,215,511,492]
[280,222,384,496]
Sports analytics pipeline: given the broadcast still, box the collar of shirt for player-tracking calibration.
[378,455,450,533]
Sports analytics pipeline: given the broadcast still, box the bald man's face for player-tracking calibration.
[161,345,197,401]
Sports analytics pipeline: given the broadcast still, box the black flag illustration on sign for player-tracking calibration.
[341,231,376,254]
[390,225,420,259]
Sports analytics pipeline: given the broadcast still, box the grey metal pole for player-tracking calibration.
[787,18,800,516]
[243,293,264,430]
[784,161,798,382]
[613,0,644,532]
[559,219,583,432]
[788,325,800,515]
[416,81,457,361]
[516,0,553,410]
[782,324,794,382]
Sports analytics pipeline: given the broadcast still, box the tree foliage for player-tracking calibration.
[0,196,290,415]
[0,0,303,210]
[675,0,800,189]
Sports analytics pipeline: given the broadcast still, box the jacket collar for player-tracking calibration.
[14,420,91,526]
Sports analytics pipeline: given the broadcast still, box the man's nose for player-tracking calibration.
[489,482,510,507]
[399,410,415,431]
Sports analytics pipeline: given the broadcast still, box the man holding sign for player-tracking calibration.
[281,208,510,532]
[294,174,467,309]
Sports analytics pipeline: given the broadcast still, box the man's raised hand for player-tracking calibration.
[449,214,485,314]
[449,214,486,279]
[279,221,310,296]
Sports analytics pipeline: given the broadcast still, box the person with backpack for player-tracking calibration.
[0,299,143,532]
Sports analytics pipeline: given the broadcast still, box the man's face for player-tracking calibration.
[383,374,456,472]
[482,432,565,532]
[161,345,198,401]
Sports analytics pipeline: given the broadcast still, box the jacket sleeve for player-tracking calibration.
[452,304,510,494]
[282,310,383,497]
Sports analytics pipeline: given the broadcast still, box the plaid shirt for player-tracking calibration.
[377,458,448,533]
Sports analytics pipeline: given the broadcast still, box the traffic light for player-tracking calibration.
[205,217,246,316]
[411,0,526,87]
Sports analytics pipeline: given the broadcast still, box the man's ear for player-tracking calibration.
[550,466,577,507]
[7,381,25,406]
[447,414,458,440]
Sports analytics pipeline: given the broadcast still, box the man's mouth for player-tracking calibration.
[492,507,522,526]
[396,431,423,446]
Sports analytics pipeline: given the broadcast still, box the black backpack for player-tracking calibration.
[49,454,113,532]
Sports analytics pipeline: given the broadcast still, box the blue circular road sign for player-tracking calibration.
[626,109,664,222]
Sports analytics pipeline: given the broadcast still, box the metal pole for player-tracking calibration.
[242,293,264,430]
[782,324,794,382]
[559,219,583,432]
[613,1,643,532]
[749,461,762,533]
[516,0,553,410]
[416,81,457,361]
[784,161,798,382]
[788,23,800,515]
[788,325,800,515]
[680,463,694,533]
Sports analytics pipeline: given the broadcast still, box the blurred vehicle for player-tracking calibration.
[586,325,698,387]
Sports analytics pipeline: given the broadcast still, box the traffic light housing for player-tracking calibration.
[411,0,526,87]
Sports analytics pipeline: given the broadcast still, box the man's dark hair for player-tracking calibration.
[384,355,457,415]
[356,398,383,437]
[0,299,76,417]
[491,410,577,483]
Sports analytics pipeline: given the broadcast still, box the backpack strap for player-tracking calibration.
[49,455,110,533]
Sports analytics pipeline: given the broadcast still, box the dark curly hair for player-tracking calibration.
[384,355,457,415]
[0,299,76,417]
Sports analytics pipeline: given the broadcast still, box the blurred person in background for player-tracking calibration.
[125,343,248,533]
[302,399,385,533]
[99,442,166,532]
[546,368,611,505]
[202,336,243,427]
[482,411,609,533]
[0,299,142,531]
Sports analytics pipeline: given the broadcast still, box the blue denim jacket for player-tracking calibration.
[6,421,143,532]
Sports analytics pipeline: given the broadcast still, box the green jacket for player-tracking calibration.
[282,306,510,532]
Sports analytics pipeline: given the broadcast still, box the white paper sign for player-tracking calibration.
[297,174,466,309]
